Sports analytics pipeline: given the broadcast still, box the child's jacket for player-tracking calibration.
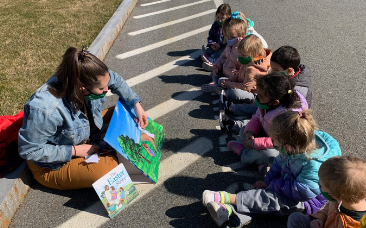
[228,49,271,92]
[265,131,342,214]
[292,64,313,107]
[311,201,363,228]
[243,90,308,151]
[214,37,243,78]
[207,21,226,49]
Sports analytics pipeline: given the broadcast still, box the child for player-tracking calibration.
[220,34,271,103]
[270,46,313,107]
[288,156,366,228]
[201,3,231,68]
[200,11,247,92]
[225,72,308,171]
[202,110,342,227]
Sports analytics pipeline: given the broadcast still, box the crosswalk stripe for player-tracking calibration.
[106,50,202,97]
[140,0,170,7]
[116,25,210,59]
[133,0,211,18]
[128,9,216,35]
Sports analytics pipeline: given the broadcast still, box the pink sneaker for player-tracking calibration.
[227,141,245,156]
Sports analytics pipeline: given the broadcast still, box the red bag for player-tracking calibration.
[0,111,25,177]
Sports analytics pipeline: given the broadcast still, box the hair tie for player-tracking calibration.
[230,11,243,20]
[79,44,89,60]
[288,90,292,94]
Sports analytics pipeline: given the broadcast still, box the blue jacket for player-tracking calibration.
[18,70,140,170]
[207,21,226,49]
[264,131,342,214]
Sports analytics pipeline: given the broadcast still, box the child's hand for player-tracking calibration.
[75,144,99,157]
[244,138,254,149]
[134,102,148,128]
[253,181,268,189]
[232,69,238,76]
[310,219,323,228]
[245,131,254,140]
[221,80,227,88]
[211,43,220,51]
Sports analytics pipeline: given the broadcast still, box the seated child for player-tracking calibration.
[201,3,231,69]
[270,45,313,107]
[288,156,366,228]
[201,12,247,91]
[202,110,342,227]
[220,34,271,103]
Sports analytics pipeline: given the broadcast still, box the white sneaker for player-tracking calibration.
[206,202,230,227]
[202,62,213,72]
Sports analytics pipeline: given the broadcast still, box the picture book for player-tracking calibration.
[92,163,138,218]
[103,99,164,183]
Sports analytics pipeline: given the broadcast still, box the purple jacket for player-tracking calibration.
[264,131,342,214]
[207,21,226,49]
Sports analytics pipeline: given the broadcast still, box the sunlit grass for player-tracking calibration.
[0,0,123,115]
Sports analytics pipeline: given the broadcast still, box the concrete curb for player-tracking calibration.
[88,0,139,60]
[0,0,138,227]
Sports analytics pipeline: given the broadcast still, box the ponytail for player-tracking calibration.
[270,109,317,156]
[49,47,108,110]
[255,72,302,109]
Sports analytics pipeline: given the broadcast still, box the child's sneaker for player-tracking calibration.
[258,163,270,176]
[206,202,232,227]
[220,91,233,114]
[219,111,235,134]
[201,53,211,63]
[201,83,220,92]
[227,141,245,156]
[202,62,213,72]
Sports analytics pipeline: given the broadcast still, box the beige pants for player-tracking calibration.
[27,106,118,190]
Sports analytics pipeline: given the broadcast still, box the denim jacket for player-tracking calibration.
[18,70,140,170]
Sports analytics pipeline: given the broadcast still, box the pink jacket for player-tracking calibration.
[243,91,308,151]
[228,49,272,92]
[214,37,243,78]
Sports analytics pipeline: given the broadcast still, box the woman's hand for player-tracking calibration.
[74,144,99,157]
[253,181,268,189]
[134,102,148,128]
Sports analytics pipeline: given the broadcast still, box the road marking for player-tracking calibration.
[215,126,221,130]
[129,9,216,35]
[56,137,213,228]
[133,0,211,18]
[140,0,170,6]
[106,50,202,97]
[214,0,223,8]
[116,25,210,59]
[146,88,203,120]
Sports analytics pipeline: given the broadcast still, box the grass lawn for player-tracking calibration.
[0,0,123,116]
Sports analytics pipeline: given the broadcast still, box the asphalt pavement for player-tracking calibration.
[9,0,366,227]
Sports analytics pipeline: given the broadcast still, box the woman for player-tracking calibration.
[18,46,148,190]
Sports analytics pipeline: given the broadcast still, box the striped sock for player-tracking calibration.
[220,203,233,216]
[203,190,231,206]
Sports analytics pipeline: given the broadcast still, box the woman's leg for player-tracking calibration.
[27,153,118,190]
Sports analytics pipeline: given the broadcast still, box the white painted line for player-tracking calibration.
[106,50,202,97]
[213,107,219,111]
[212,99,219,104]
[214,0,224,8]
[219,146,230,152]
[215,126,221,130]
[116,25,210,59]
[56,137,213,228]
[140,0,170,6]
[146,88,203,120]
[221,162,243,172]
[129,9,216,35]
[133,0,211,18]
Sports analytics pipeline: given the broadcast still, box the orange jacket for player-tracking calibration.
[311,202,361,228]
[226,48,271,92]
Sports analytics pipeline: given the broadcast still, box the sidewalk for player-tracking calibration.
[0,0,138,227]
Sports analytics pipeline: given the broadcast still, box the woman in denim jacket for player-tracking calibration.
[18,47,148,190]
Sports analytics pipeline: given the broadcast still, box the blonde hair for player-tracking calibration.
[269,109,317,156]
[319,156,366,203]
[238,34,266,58]
[222,11,247,42]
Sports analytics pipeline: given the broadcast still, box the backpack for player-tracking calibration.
[0,111,25,177]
